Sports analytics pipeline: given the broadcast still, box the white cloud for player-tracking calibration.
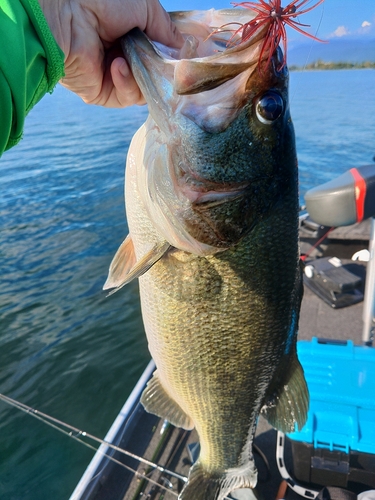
[358,20,374,36]
[331,25,350,37]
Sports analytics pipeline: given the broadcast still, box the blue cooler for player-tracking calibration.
[287,338,375,490]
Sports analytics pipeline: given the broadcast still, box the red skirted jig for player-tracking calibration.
[218,0,326,70]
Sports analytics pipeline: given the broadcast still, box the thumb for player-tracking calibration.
[144,3,184,48]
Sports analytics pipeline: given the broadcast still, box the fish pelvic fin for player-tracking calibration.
[141,371,194,430]
[103,236,171,295]
[261,353,309,433]
[179,460,257,500]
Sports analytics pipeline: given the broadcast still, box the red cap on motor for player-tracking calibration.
[305,165,375,227]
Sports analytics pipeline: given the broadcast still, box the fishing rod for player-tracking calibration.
[0,392,184,497]
[0,392,247,500]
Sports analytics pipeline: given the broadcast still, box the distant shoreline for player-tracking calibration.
[289,61,375,71]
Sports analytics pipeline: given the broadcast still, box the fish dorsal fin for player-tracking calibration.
[141,371,194,430]
[103,236,171,295]
[261,353,309,433]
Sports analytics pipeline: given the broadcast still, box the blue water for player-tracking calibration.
[291,70,375,194]
[0,69,374,499]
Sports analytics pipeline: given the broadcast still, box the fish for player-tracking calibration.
[104,8,309,500]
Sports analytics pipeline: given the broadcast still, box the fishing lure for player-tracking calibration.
[214,0,325,70]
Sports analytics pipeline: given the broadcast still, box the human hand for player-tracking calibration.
[38,0,183,107]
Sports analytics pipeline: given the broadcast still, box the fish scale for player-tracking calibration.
[132,180,300,467]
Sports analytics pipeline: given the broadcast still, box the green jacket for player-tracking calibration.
[0,0,64,155]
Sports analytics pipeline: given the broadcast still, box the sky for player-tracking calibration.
[161,0,375,44]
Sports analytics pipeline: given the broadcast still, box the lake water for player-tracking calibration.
[0,69,374,499]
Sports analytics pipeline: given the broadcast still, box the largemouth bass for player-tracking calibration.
[105,8,308,500]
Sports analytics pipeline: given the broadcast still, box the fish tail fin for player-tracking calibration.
[179,460,257,500]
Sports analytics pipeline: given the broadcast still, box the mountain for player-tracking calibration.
[288,37,375,66]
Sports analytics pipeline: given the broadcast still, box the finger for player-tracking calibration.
[110,57,145,107]
[145,1,184,48]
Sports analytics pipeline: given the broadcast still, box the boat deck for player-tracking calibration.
[299,218,368,347]
[251,219,370,499]
[72,220,371,500]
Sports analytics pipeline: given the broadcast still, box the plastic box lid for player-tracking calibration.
[287,337,375,454]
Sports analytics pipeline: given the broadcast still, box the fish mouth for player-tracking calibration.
[121,9,268,95]
[120,10,279,133]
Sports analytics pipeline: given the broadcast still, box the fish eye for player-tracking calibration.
[255,91,284,124]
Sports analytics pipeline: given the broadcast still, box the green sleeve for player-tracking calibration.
[0,0,65,155]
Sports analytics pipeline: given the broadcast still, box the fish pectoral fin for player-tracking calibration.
[261,354,309,433]
[103,235,136,290]
[179,460,257,500]
[103,237,171,295]
[140,371,194,431]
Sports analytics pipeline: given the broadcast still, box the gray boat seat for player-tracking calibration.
[305,165,375,227]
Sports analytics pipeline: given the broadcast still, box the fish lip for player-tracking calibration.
[121,29,175,126]
[121,28,159,59]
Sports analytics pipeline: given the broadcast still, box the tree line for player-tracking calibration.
[289,60,375,71]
